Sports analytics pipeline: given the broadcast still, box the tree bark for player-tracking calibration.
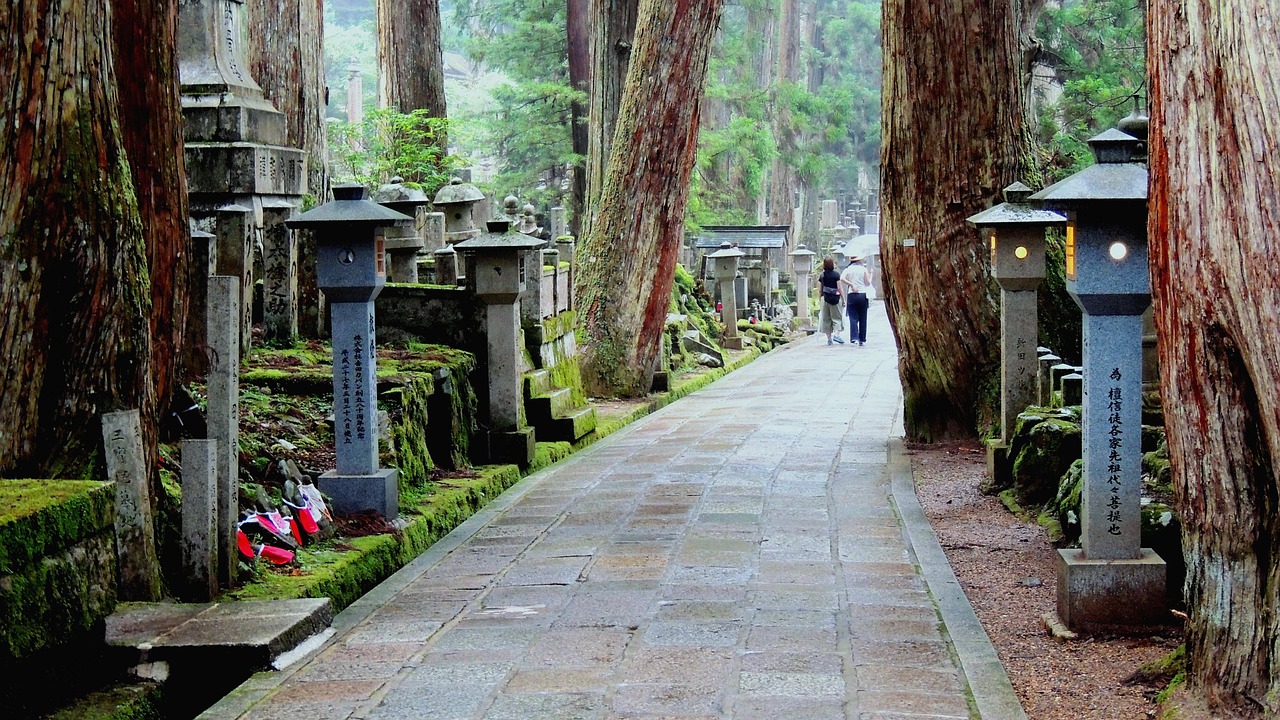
[766,0,800,228]
[583,0,639,243]
[0,0,156,478]
[247,0,330,337]
[879,0,1032,441]
[567,0,591,238]
[1150,1,1280,715]
[377,0,447,120]
[247,0,330,201]
[112,0,189,415]
[576,0,725,397]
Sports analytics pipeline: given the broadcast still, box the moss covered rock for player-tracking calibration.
[1011,417,1082,506]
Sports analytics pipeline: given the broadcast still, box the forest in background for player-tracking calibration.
[323,0,1144,236]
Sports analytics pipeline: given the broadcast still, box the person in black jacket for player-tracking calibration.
[817,256,845,345]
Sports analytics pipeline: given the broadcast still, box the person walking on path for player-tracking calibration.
[840,255,873,346]
[818,256,845,345]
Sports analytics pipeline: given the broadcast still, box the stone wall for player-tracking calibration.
[376,284,486,354]
[0,480,118,660]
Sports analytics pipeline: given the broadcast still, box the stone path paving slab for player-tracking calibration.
[205,303,1026,720]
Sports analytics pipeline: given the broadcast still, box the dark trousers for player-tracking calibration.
[846,293,869,343]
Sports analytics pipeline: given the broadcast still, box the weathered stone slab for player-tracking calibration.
[181,439,219,602]
[101,410,162,601]
[207,276,241,586]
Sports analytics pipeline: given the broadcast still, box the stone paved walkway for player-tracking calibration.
[206,303,1024,720]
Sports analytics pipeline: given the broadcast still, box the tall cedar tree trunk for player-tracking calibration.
[113,0,188,419]
[1150,2,1280,715]
[576,0,725,397]
[582,0,639,243]
[0,0,156,477]
[377,0,447,132]
[880,0,1031,441]
[247,0,329,198]
[798,0,823,248]
[766,0,800,228]
[567,0,590,238]
[247,0,329,337]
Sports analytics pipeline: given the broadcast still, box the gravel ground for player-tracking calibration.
[908,440,1184,720]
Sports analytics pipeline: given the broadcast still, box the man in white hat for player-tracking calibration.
[840,254,873,346]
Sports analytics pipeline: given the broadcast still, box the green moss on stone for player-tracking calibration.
[1010,417,1082,506]
[0,481,114,575]
[46,682,163,720]
[230,465,522,612]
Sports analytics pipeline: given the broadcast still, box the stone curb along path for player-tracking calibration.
[203,302,1026,720]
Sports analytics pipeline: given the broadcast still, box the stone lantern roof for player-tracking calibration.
[967,182,1067,227]
[1030,130,1148,206]
[432,177,485,206]
[287,183,412,229]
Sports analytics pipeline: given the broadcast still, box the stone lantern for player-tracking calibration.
[454,220,547,467]
[708,242,745,350]
[789,244,816,322]
[1030,128,1164,628]
[433,177,485,286]
[967,182,1066,484]
[433,177,485,246]
[374,177,431,284]
[286,184,412,520]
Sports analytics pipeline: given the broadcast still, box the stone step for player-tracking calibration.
[527,387,576,426]
[540,406,598,443]
[523,369,554,399]
[105,598,333,672]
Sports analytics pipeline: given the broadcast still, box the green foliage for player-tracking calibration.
[1035,0,1146,181]
[692,0,882,224]
[327,109,465,191]
[449,0,581,208]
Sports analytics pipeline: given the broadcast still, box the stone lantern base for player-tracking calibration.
[319,469,399,521]
[985,439,1012,489]
[485,428,537,468]
[1056,548,1166,629]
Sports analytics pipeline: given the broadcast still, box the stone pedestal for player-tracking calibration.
[549,207,568,239]
[795,273,811,320]
[319,468,399,518]
[985,439,1012,490]
[434,246,458,286]
[999,290,1039,440]
[207,276,241,586]
[102,410,162,601]
[385,234,425,283]
[717,278,742,349]
[423,211,446,252]
[486,302,524,432]
[1057,548,1166,628]
[180,439,219,602]
[1081,313,1144,557]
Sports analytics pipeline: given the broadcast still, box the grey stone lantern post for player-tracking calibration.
[286,184,412,520]
[708,242,745,350]
[454,220,547,467]
[789,244,816,322]
[432,178,485,285]
[967,182,1066,485]
[1030,128,1165,628]
[374,177,431,284]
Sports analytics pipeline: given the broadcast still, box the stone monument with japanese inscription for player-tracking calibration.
[287,185,411,519]
[1031,128,1166,628]
[180,0,306,352]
